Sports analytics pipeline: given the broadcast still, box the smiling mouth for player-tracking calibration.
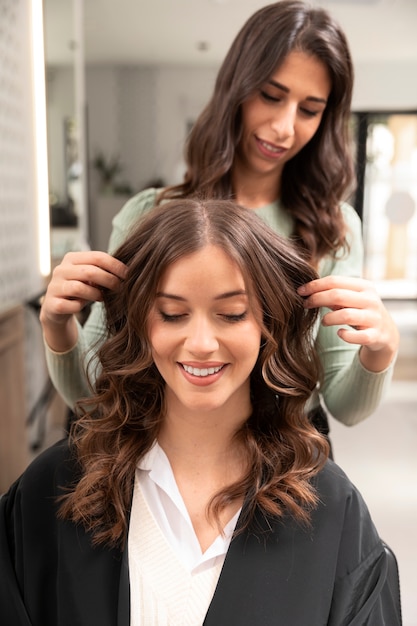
[181,364,224,377]
[257,138,287,155]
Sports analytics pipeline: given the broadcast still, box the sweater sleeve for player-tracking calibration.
[317,203,395,425]
[44,188,159,409]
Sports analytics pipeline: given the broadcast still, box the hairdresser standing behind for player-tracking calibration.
[39,1,399,439]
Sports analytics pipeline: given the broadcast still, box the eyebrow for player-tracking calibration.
[268,79,328,105]
[156,290,248,302]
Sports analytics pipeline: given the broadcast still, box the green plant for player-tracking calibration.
[93,150,123,186]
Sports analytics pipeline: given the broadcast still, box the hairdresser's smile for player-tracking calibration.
[148,245,262,421]
[255,137,288,160]
[235,51,330,189]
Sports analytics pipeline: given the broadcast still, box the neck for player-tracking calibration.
[232,161,281,208]
[158,404,250,472]
[157,403,250,551]
[159,414,242,461]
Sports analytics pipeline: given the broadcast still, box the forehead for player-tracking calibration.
[160,245,242,281]
[157,244,253,298]
[269,51,331,99]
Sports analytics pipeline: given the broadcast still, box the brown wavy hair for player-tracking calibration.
[59,199,329,547]
[158,0,355,265]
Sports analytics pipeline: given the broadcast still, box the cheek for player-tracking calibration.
[241,100,259,133]
[299,120,322,148]
[235,324,262,362]
[148,323,168,359]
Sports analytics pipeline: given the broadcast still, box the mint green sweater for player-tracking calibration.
[45,188,394,425]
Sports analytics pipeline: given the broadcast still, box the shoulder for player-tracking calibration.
[319,202,363,277]
[109,187,161,252]
[7,439,78,505]
[313,458,360,505]
[1,440,79,561]
[117,187,160,219]
[340,201,362,238]
[312,459,382,553]
[314,458,371,511]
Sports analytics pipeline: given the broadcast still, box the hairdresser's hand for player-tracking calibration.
[40,251,127,353]
[298,276,400,373]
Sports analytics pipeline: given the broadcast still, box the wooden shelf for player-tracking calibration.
[0,305,29,492]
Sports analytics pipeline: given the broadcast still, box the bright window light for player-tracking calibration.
[30,0,50,277]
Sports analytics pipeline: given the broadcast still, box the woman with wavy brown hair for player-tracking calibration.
[40,1,399,442]
[1,199,399,625]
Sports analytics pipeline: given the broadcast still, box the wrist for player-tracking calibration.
[41,315,79,353]
[359,336,399,373]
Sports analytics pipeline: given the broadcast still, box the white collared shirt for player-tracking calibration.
[135,441,240,574]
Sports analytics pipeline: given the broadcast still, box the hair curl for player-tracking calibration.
[59,199,329,547]
[158,0,355,266]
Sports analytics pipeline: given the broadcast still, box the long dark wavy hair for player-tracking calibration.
[158,0,355,265]
[59,199,329,547]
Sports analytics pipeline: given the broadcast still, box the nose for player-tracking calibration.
[271,104,296,140]
[184,316,219,355]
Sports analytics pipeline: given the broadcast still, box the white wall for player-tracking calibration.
[0,0,44,307]
[353,61,417,111]
[154,65,217,184]
[82,64,217,248]
[85,64,217,192]
[0,0,48,425]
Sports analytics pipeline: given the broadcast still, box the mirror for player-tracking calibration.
[44,0,88,264]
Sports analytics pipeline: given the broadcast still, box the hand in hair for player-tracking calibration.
[298,275,399,372]
[40,250,127,353]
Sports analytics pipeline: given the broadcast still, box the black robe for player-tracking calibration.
[0,440,401,625]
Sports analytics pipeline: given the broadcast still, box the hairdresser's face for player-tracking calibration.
[236,51,331,186]
[148,245,262,422]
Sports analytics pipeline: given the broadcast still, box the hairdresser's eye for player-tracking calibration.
[221,312,248,323]
[159,311,186,323]
[300,107,322,118]
[260,90,280,103]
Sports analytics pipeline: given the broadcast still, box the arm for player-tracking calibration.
[41,188,160,408]
[43,301,108,408]
[300,204,399,425]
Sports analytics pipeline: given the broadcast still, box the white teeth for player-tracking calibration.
[260,140,280,153]
[182,364,223,377]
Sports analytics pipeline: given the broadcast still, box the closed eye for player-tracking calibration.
[221,312,248,323]
[300,107,321,118]
[159,311,186,323]
[260,90,280,103]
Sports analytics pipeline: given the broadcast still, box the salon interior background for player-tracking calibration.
[0,0,416,623]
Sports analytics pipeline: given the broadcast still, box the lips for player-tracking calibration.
[256,136,287,159]
[181,364,224,377]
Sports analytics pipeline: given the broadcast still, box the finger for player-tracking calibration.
[56,264,124,292]
[63,251,128,279]
[47,296,91,317]
[298,276,369,296]
[337,327,376,346]
[77,265,123,291]
[303,289,379,311]
[59,279,106,303]
[321,308,378,329]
